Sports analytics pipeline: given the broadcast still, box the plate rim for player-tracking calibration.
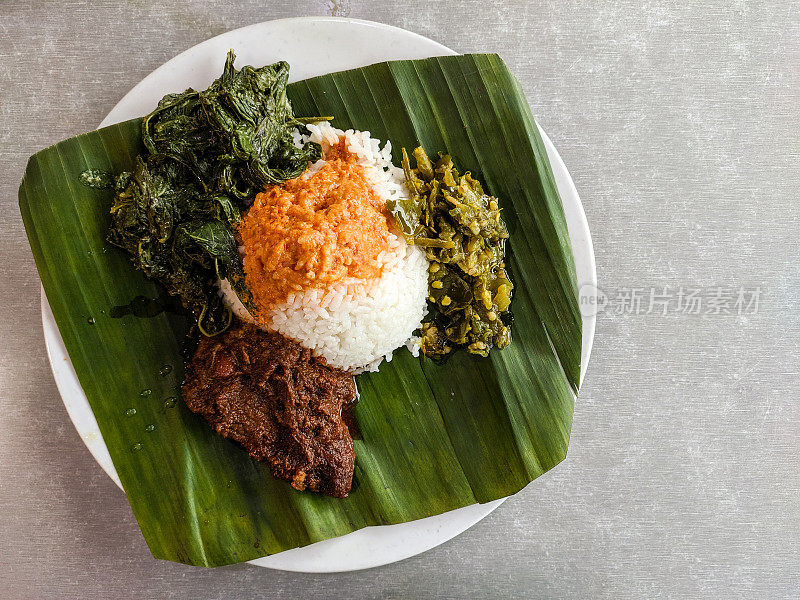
[39,16,596,573]
[98,16,457,129]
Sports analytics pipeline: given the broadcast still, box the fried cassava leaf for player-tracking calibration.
[19,54,581,567]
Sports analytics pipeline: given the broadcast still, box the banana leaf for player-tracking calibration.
[19,54,580,567]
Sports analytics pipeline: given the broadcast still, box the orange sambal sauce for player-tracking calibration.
[238,139,391,317]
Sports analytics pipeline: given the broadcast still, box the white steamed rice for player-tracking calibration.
[220,122,428,372]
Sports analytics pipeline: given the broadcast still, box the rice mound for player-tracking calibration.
[221,122,428,372]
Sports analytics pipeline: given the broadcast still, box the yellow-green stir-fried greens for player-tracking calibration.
[388,146,514,359]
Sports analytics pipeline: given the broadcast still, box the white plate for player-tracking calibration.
[40,17,596,573]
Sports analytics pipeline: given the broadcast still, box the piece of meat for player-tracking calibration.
[182,322,357,498]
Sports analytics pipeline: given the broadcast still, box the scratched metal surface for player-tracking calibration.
[1,2,799,598]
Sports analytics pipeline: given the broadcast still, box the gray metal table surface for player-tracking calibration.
[1,2,798,599]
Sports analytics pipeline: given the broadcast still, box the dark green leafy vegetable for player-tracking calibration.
[105,51,322,335]
[142,51,324,198]
[106,157,236,335]
[389,146,514,358]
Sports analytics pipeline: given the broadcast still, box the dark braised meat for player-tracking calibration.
[182,322,357,498]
